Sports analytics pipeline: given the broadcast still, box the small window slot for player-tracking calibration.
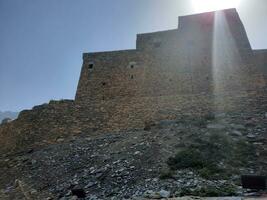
[88,62,94,69]
[128,61,137,69]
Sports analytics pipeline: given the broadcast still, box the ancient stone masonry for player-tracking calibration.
[0,8,267,153]
[75,8,267,131]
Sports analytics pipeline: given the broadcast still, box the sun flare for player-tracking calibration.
[192,0,241,12]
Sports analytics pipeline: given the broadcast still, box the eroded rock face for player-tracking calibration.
[1,118,12,125]
[0,111,18,122]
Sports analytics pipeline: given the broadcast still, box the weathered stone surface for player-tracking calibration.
[1,118,12,125]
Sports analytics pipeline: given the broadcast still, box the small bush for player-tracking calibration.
[167,133,231,170]
[179,184,237,197]
[204,113,216,121]
[166,132,255,179]
[167,149,207,170]
[167,147,224,179]
[159,170,174,179]
[166,132,256,197]
[198,166,225,179]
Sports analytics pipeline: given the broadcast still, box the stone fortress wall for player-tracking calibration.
[0,8,267,153]
[75,8,267,131]
[76,8,264,103]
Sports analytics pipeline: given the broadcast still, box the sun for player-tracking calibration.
[192,0,241,12]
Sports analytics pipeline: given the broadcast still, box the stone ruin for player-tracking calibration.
[0,8,266,153]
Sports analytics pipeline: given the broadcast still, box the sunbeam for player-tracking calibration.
[192,0,241,12]
[212,11,244,112]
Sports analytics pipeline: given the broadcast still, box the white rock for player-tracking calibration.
[56,138,64,142]
[231,130,242,136]
[88,195,98,200]
[231,124,246,130]
[247,134,256,139]
[143,190,161,199]
[159,189,170,198]
[152,178,159,182]
[207,123,226,129]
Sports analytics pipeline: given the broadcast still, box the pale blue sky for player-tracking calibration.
[0,0,266,111]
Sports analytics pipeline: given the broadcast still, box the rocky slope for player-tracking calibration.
[0,112,267,199]
[0,111,19,123]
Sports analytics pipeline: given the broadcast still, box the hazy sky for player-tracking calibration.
[0,0,266,111]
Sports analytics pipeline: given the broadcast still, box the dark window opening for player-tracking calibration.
[102,82,106,86]
[89,63,94,69]
[129,62,137,69]
[131,75,134,79]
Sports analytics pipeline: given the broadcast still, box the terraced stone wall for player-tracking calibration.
[0,100,77,153]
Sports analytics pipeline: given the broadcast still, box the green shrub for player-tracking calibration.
[166,132,255,179]
[167,149,207,170]
[204,113,216,121]
[159,170,174,179]
[179,184,237,197]
[198,166,226,179]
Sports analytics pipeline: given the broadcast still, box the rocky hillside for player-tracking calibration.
[0,112,267,199]
[0,111,19,122]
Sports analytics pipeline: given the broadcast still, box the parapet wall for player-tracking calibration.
[0,100,77,152]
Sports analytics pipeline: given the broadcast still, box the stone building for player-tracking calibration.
[0,8,266,152]
[75,8,267,130]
